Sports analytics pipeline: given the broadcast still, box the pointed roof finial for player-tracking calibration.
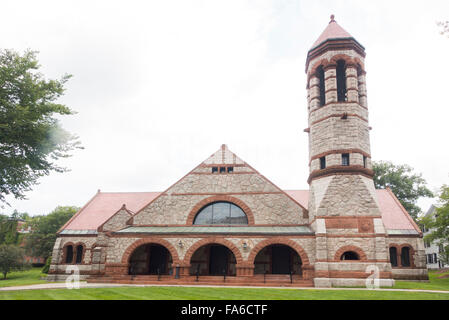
[330,14,335,23]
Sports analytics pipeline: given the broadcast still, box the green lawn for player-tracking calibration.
[0,268,48,288]
[0,286,448,300]
[1,268,449,300]
[392,269,449,291]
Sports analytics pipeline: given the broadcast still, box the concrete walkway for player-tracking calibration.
[1,282,449,294]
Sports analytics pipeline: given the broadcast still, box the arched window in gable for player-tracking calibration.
[316,65,326,106]
[193,202,248,225]
[65,245,74,264]
[336,59,347,102]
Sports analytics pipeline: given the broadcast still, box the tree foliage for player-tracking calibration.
[373,161,433,221]
[0,210,29,245]
[23,206,77,260]
[0,244,29,280]
[422,185,449,259]
[0,49,82,205]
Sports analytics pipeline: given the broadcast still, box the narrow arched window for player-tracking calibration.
[340,251,359,260]
[316,66,325,106]
[65,245,74,264]
[401,247,411,267]
[336,60,347,102]
[75,245,84,264]
[194,202,248,225]
[389,247,398,267]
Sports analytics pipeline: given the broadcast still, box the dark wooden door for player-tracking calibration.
[149,245,168,274]
[209,246,228,275]
[271,245,291,274]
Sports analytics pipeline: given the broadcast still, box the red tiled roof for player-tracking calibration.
[376,189,421,232]
[61,192,160,231]
[286,189,419,232]
[60,188,419,233]
[311,15,353,49]
[284,190,309,209]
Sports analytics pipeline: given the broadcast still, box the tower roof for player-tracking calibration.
[310,15,354,50]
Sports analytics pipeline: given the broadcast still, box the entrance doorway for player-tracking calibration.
[190,244,236,276]
[254,244,302,275]
[128,244,172,275]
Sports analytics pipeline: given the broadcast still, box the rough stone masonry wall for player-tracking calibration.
[47,236,98,281]
[133,170,307,225]
[310,175,381,217]
[309,115,371,161]
[386,236,428,280]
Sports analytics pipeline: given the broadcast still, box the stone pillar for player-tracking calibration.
[358,71,368,108]
[236,263,254,277]
[324,65,337,103]
[302,265,315,280]
[345,64,359,103]
[308,76,321,111]
[178,263,191,276]
[314,219,331,287]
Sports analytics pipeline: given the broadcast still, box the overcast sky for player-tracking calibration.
[2,0,449,216]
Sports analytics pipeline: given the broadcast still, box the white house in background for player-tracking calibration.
[423,205,448,270]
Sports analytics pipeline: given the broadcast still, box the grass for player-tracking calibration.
[0,268,448,300]
[0,268,47,288]
[0,286,448,300]
[392,269,449,291]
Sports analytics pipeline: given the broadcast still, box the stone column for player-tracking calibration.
[236,263,254,277]
[178,263,191,276]
[308,76,321,111]
[324,65,337,103]
[345,64,359,103]
[357,70,368,108]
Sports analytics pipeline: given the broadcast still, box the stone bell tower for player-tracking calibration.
[305,15,394,287]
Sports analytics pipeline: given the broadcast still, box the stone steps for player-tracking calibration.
[87,275,313,287]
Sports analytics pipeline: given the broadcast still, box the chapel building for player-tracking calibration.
[48,16,428,287]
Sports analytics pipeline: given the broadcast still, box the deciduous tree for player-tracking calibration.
[23,206,78,260]
[0,49,82,205]
[422,185,449,262]
[373,161,433,221]
[0,244,29,280]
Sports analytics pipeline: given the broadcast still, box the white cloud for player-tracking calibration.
[1,0,449,215]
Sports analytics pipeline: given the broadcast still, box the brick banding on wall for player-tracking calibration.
[307,166,374,184]
[186,195,255,225]
[310,113,368,126]
[309,148,371,165]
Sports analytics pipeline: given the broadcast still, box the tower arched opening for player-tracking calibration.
[336,59,347,102]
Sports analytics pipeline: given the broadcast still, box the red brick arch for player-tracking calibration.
[334,245,367,261]
[247,238,310,266]
[183,237,244,264]
[309,58,330,76]
[121,238,180,265]
[186,195,255,225]
[330,54,356,66]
